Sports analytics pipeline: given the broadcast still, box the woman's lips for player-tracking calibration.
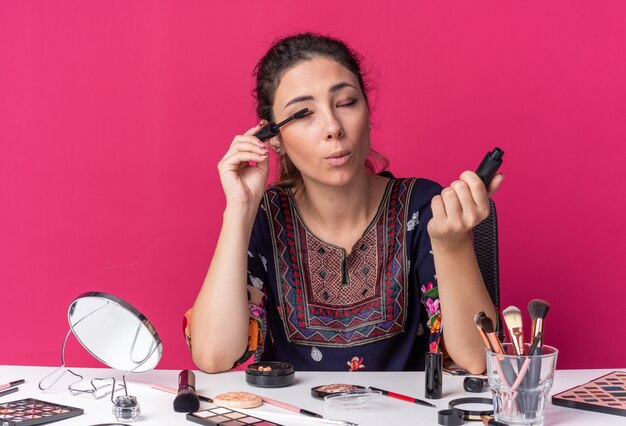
[326,152,351,166]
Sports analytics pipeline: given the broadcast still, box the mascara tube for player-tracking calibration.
[425,351,443,399]
[476,147,504,185]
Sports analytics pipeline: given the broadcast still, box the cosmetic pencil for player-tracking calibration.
[0,379,25,391]
[482,418,509,426]
[237,409,358,426]
[151,384,212,402]
[260,396,323,418]
[368,386,436,408]
[0,387,19,398]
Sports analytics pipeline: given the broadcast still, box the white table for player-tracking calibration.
[0,366,623,425]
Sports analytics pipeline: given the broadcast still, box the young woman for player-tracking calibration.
[188,33,502,373]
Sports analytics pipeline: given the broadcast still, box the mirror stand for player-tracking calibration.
[38,328,128,401]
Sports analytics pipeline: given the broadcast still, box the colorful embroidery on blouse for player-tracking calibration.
[264,179,416,347]
[183,308,193,351]
[421,281,442,352]
[182,284,267,370]
[347,356,365,371]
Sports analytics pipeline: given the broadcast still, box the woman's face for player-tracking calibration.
[271,56,371,187]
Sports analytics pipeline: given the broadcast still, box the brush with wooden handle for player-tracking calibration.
[502,306,525,356]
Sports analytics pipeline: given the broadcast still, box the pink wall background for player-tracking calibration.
[1,1,625,371]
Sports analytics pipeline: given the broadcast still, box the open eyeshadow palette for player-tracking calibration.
[551,371,626,417]
[187,401,283,426]
[0,398,83,425]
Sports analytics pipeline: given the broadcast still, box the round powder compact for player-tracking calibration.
[311,384,366,399]
[213,391,263,409]
[245,361,295,388]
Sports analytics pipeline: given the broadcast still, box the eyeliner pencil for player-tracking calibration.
[0,387,19,398]
[260,396,323,418]
[151,384,213,402]
[0,379,25,391]
[368,386,436,408]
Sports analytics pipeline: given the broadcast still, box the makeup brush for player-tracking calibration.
[476,314,518,408]
[474,312,495,352]
[528,299,550,351]
[477,314,505,355]
[173,370,200,413]
[527,301,549,415]
[528,332,543,356]
[502,306,525,356]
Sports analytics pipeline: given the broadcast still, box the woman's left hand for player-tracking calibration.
[427,171,504,243]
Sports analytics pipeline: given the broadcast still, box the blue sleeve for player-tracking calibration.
[408,178,444,352]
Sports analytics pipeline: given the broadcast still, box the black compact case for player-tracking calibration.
[245,361,295,387]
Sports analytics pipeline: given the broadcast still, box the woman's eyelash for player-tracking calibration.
[295,99,357,119]
[339,99,357,107]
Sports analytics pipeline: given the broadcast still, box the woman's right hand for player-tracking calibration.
[217,123,270,205]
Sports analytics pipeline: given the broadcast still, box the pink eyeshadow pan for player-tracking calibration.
[227,412,246,419]
[222,421,244,426]
[239,417,260,424]
[209,415,230,422]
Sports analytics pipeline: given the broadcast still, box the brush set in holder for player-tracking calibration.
[476,299,558,425]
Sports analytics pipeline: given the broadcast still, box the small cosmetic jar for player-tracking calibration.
[245,361,295,387]
[112,395,140,422]
[311,384,366,399]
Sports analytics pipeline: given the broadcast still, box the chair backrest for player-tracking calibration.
[472,199,500,309]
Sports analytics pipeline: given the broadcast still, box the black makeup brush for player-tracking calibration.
[476,314,504,355]
[528,299,550,352]
[173,370,200,413]
[476,314,518,407]
[527,301,551,416]
[502,306,525,356]
[474,312,495,352]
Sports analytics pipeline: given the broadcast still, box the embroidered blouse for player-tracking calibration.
[240,177,444,371]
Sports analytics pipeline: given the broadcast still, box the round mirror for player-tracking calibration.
[68,292,162,373]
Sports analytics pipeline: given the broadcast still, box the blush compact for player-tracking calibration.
[245,361,295,387]
[310,384,366,399]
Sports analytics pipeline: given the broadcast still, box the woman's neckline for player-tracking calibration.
[283,177,395,256]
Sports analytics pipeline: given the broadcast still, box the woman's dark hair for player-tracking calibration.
[253,32,388,189]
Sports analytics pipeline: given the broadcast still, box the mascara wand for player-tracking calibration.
[254,108,309,141]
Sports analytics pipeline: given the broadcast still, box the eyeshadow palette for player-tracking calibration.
[0,398,83,425]
[551,371,626,417]
[186,402,283,425]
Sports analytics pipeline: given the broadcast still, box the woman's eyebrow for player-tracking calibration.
[283,82,358,110]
